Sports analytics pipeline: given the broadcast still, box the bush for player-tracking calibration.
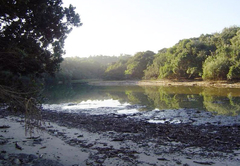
[202,54,230,80]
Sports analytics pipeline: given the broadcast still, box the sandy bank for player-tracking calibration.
[1,108,240,166]
[88,80,240,88]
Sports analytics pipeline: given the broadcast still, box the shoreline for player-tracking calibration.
[1,109,240,166]
[88,79,240,88]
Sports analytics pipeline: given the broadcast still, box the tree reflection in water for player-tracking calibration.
[43,84,240,116]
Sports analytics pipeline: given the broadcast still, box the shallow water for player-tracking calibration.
[42,84,240,125]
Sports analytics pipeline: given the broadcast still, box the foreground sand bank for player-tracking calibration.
[1,109,240,166]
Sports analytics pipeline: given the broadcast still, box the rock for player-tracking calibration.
[193,161,215,165]
[0,154,8,160]
[26,136,40,140]
[15,142,23,150]
[33,138,43,145]
[77,134,83,138]
[68,103,77,106]
[175,160,182,165]
[0,125,10,129]
[33,158,64,166]
[40,146,46,149]
[0,138,8,145]
[183,164,189,166]
[157,157,169,161]
[13,158,21,165]
[112,137,124,141]
[96,159,105,164]
[3,154,9,160]
[28,154,38,161]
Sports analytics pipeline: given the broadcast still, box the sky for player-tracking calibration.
[63,0,240,58]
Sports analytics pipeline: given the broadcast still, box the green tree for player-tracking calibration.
[158,34,219,80]
[218,26,240,46]
[227,30,240,80]
[104,59,128,80]
[125,51,155,79]
[202,27,240,80]
[202,52,230,80]
[144,48,167,79]
[0,0,81,112]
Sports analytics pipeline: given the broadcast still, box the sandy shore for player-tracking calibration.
[1,108,240,166]
[88,79,240,88]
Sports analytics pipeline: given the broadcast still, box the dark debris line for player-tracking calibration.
[1,108,240,165]
[41,110,240,153]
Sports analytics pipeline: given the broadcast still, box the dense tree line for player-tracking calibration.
[45,55,131,84]
[145,26,240,80]
[52,51,156,83]
[57,26,240,83]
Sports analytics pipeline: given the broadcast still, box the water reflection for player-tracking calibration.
[43,84,240,116]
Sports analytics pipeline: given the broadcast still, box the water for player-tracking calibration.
[42,84,240,125]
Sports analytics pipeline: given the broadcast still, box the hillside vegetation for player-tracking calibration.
[49,26,240,84]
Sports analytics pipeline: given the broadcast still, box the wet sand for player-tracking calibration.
[1,108,240,166]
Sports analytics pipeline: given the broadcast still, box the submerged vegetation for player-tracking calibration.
[52,26,240,84]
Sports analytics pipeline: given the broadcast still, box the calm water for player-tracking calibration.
[43,84,240,117]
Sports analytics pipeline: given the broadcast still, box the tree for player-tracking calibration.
[0,0,81,76]
[202,27,240,80]
[144,48,167,79]
[0,0,81,112]
[227,30,240,80]
[158,35,217,79]
[104,59,128,80]
[202,52,230,80]
[125,51,155,79]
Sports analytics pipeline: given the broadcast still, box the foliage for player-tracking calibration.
[104,59,128,80]
[125,51,155,79]
[56,57,105,83]
[0,0,81,77]
[46,55,132,84]
[141,26,240,81]
[43,26,240,84]
[143,48,167,79]
[227,30,240,79]
[202,52,230,80]
[0,0,81,112]
[157,37,215,79]
[202,26,240,80]
[83,54,131,66]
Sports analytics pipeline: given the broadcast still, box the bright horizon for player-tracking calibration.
[63,0,240,58]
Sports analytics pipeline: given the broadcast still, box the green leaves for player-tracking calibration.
[201,27,240,80]
[0,0,82,77]
[104,60,128,80]
[143,26,240,81]
[125,51,155,79]
[0,0,81,112]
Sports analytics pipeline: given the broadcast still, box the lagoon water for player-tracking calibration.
[42,84,240,125]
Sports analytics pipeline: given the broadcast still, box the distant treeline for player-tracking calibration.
[46,26,240,84]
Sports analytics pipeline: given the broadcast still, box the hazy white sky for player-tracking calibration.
[63,0,240,57]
